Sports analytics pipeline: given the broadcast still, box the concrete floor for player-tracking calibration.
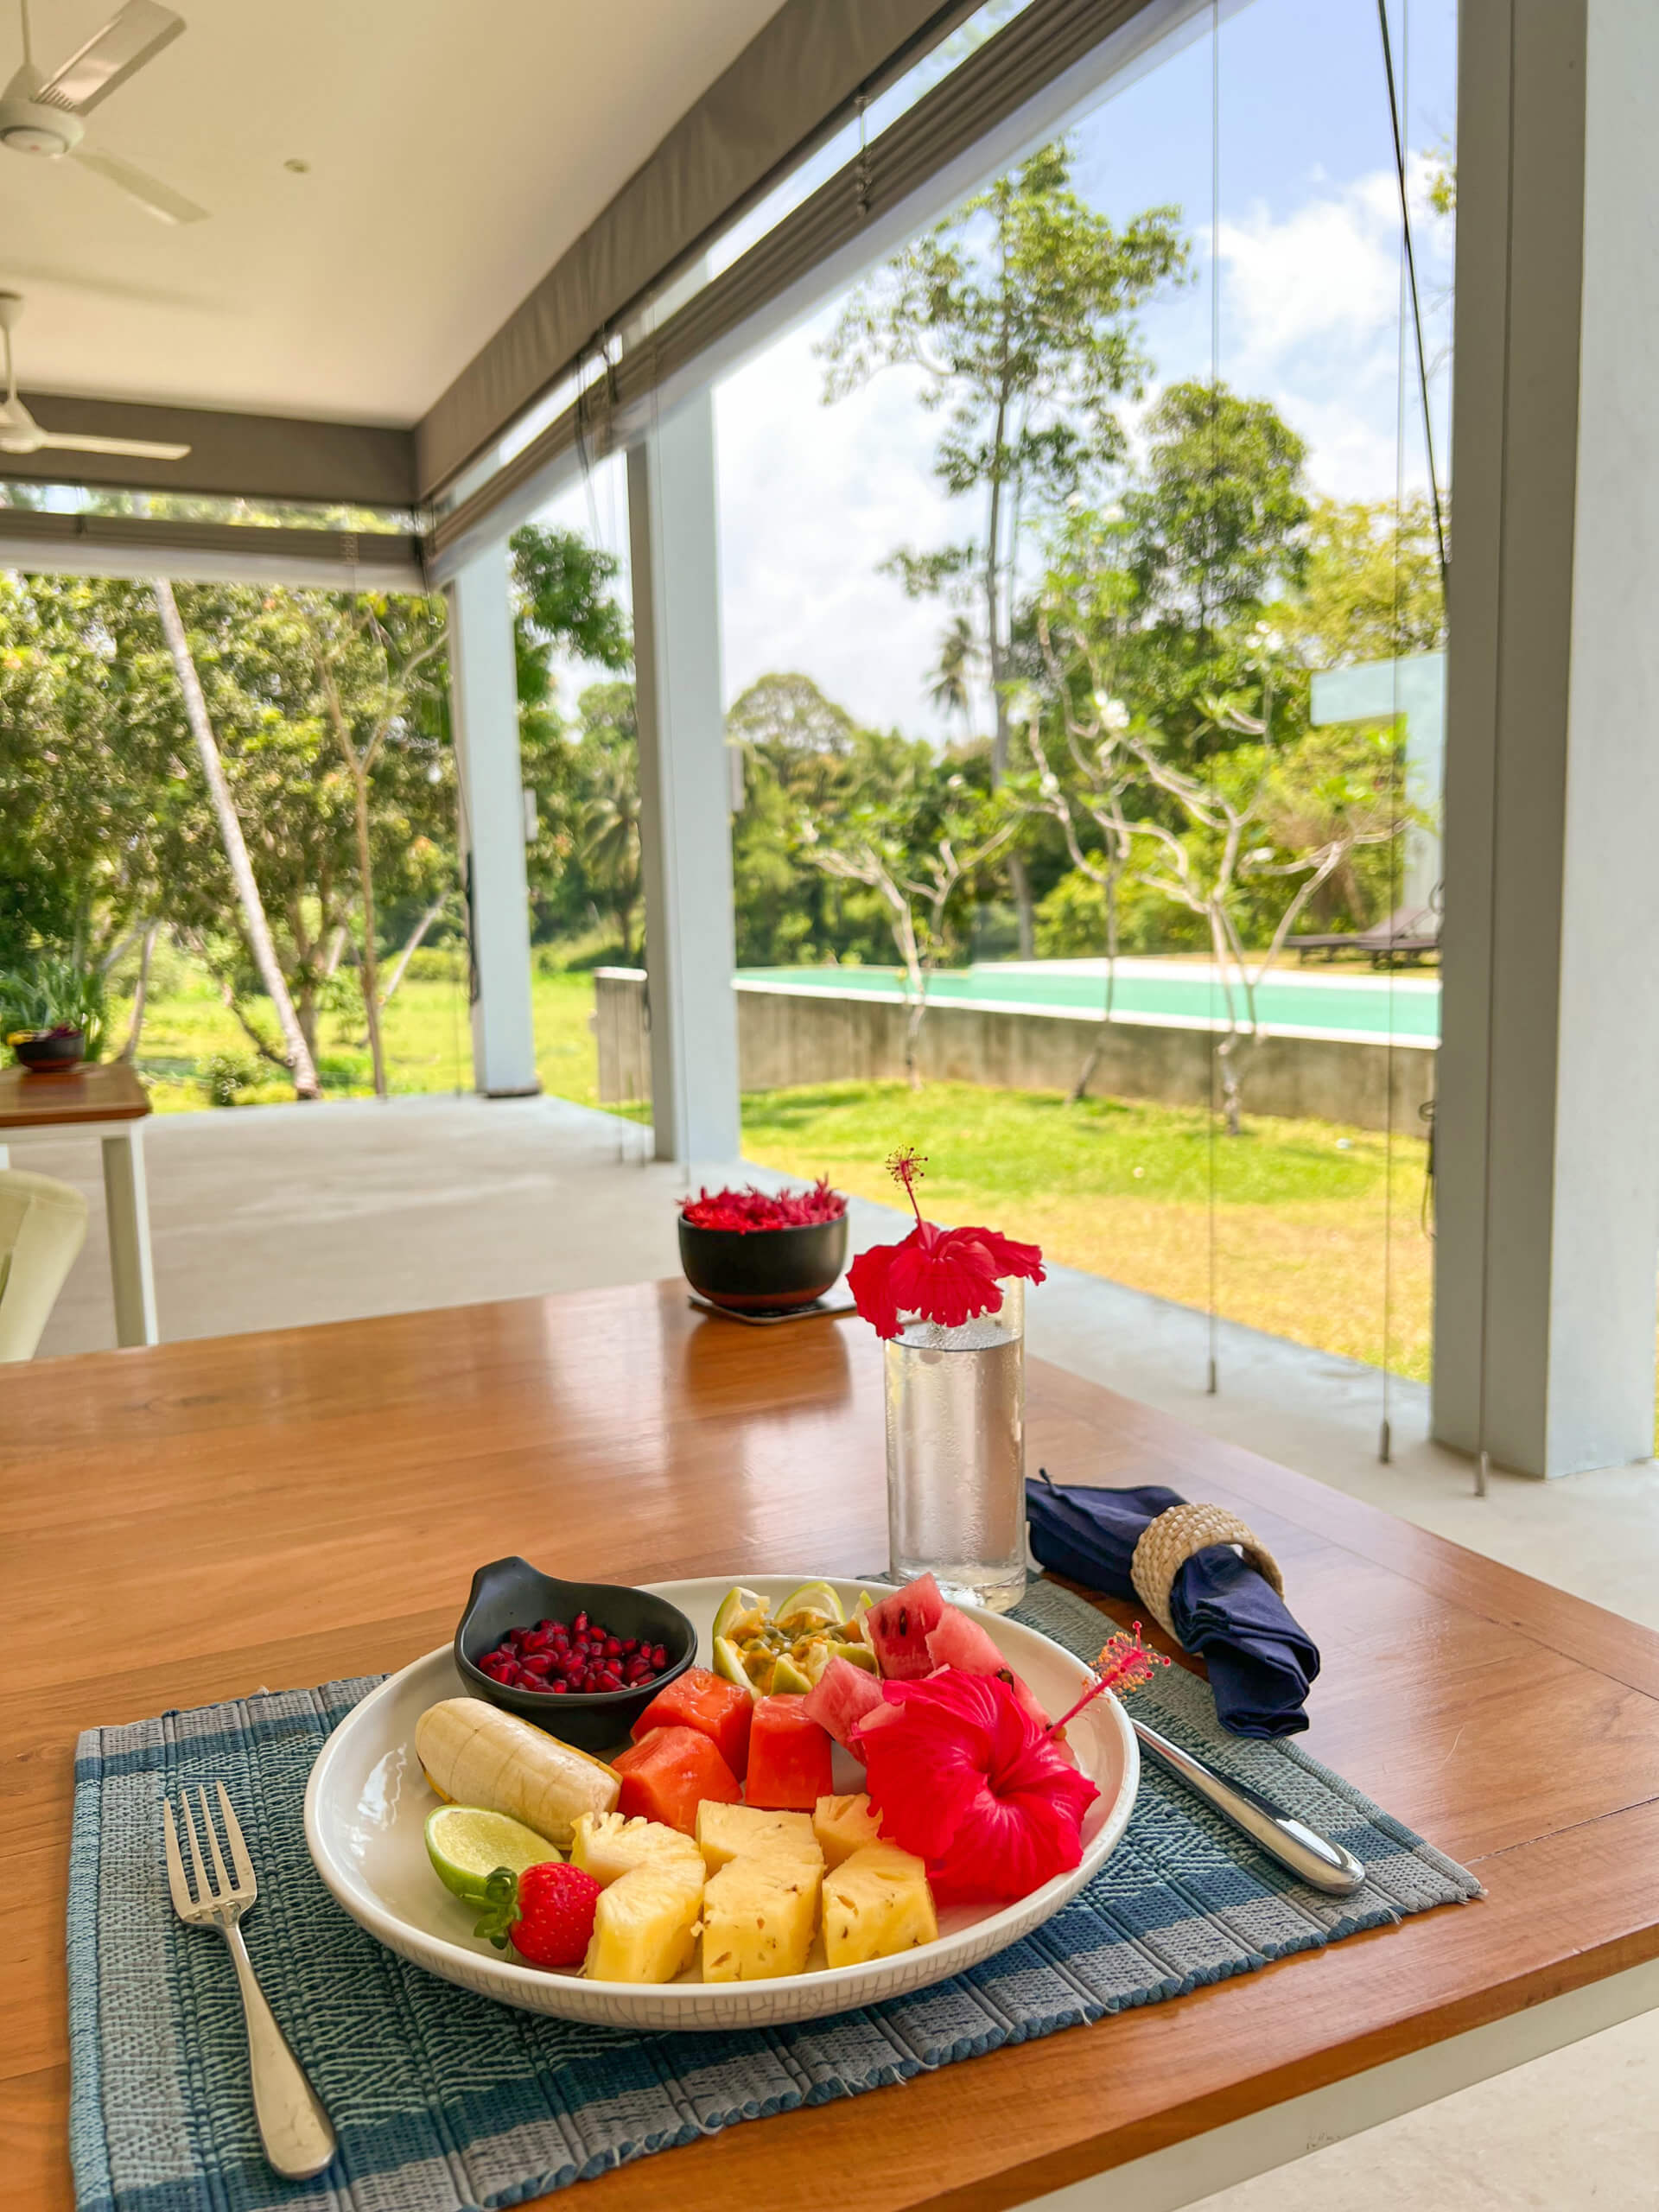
[10,1090,1659,2209]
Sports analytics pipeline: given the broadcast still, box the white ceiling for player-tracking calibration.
[0,0,786,424]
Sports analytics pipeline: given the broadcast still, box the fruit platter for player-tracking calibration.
[304,1573,1141,2030]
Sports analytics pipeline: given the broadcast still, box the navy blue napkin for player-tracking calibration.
[1024,1472,1319,1738]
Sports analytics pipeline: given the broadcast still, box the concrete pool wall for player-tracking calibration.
[594,969,1435,1134]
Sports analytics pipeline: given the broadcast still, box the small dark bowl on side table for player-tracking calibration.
[678,1211,849,1316]
[454,1554,697,1755]
[9,1027,86,1074]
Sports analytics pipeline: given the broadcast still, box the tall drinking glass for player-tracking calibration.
[884,1278,1027,1612]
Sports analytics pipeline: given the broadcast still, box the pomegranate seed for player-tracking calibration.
[521,1630,550,1655]
[550,1680,568,1694]
[520,1652,553,1677]
[603,1637,622,1658]
[652,1645,667,1670]
[620,1637,639,1655]
[573,1611,588,1634]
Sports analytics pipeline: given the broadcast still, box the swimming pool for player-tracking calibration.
[735,958,1440,1045]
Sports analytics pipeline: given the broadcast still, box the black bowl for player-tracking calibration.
[454,1555,697,1755]
[10,1027,86,1074]
[678,1211,849,1316]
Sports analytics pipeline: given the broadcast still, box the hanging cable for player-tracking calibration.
[1375,0,1448,593]
[1205,0,1221,1396]
[1378,0,1411,1468]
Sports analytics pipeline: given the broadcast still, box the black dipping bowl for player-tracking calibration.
[678,1211,849,1316]
[454,1555,697,1754]
[11,1028,86,1073]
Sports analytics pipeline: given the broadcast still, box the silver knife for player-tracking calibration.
[1133,1718,1367,1896]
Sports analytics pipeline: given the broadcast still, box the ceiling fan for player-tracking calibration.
[0,289,189,458]
[0,0,207,225]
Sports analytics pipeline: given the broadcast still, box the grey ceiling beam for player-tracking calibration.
[3,394,418,510]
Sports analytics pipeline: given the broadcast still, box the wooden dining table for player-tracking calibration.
[6,1278,1659,2211]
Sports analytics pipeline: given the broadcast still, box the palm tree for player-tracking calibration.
[930,615,979,730]
[580,750,643,962]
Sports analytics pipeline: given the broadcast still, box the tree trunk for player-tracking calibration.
[347,761,389,1098]
[380,896,447,1010]
[1067,864,1122,1105]
[153,581,321,1100]
[116,921,159,1064]
[982,385,1035,957]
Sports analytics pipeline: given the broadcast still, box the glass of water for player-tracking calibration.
[884,1278,1027,1613]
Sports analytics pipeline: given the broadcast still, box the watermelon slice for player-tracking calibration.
[864,1573,945,1679]
[925,1604,1061,1741]
[803,1654,884,1757]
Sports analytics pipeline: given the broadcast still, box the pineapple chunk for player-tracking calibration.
[813,1792,883,1868]
[572,1812,704,1985]
[702,1855,822,1981]
[697,1802,821,1875]
[586,1866,702,1983]
[822,1843,938,1968]
[571,1810,703,1891]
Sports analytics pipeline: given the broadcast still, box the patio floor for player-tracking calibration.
[9,1089,1657,2211]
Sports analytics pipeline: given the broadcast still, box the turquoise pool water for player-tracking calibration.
[736,962,1441,1042]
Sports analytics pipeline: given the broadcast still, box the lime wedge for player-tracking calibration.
[771,1651,815,1694]
[712,1585,768,1643]
[712,1635,762,1697]
[774,1580,844,1630]
[425,1806,561,1903]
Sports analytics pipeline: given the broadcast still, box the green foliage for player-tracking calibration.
[1033,864,1203,957]
[1125,380,1311,625]
[0,950,107,1054]
[200,1050,258,1107]
[1274,497,1445,669]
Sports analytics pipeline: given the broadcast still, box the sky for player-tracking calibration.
[537,0,1457,742]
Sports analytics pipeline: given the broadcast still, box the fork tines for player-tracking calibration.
[164,1782,257,1916]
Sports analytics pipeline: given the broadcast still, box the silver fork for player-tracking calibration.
[163,1783,337,2181]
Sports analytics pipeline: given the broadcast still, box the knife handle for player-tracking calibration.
[1132,1719,1366,1897]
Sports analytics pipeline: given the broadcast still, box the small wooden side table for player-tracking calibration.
[0,1061,158,1345]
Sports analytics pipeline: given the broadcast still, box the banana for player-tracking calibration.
[414,1699,620,1850]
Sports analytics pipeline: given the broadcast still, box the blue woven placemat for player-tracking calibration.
[68,1580,1479,2212]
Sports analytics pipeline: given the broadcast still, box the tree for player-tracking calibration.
[821,140,1186,950]
[1273,497,1446,671]
[289,590,448,1096]
[1126,380,1311,625]
[1027,519,1401,1130]
[571,683,645,961]
[797,752,1015,1085]
[152,579,324,1097]
[930,614,979,730]
[0,571,168,971]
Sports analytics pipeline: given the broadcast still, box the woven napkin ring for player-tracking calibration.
[1129,1503,1286,1640]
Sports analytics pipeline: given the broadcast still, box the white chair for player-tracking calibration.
[0,1167,90,1361]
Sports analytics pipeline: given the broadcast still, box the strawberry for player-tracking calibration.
[473,1860,601,1969]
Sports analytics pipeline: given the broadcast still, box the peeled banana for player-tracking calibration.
[414,1699,620,1850]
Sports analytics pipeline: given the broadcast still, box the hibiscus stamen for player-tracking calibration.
[1046,1624,1168,1738]
[886,1147,927,1226]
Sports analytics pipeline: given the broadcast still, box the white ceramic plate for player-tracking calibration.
[304,1575,1139,2030]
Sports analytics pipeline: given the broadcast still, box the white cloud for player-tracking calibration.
[715,310,974,735]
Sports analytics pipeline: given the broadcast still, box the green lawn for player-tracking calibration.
[124,962,604,1112]
[112,959,1430,1380]
[741,1081,1431,1381]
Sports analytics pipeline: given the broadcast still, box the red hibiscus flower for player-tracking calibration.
[848,1149,1045,1340]
[855,1669,1098,1904]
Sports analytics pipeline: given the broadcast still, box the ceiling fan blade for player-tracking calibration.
[35,429,192,461]
[70,147,207,225]
[35,1,185,115]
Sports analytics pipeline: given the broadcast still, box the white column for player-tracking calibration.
[1433,0,1659,1475]
[626,393,742,1166]
[445,545,540,1098]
